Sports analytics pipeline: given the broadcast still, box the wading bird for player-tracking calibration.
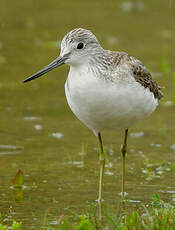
[24,28,163,218]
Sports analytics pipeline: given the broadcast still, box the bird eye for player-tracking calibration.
[77,42,84,49]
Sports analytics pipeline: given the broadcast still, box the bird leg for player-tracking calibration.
[97,132,105,220]
[121,129,128,199]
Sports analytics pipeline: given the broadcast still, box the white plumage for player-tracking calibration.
[65,63,158,135]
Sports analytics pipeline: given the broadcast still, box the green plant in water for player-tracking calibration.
[75,215,92,230]
[142,158,172,181]
[11,169,24,188]
[1,194,175,230]
[11,221,22,230]
[0,221,22,230]
[59,220,73,230]
[0,225,7,230]
[151,193,161,207]
[11,169,24,203]
[56,194,175,230]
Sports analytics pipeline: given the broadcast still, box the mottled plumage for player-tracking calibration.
[105,51,163,100]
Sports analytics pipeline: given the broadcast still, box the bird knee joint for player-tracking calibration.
[121,145,127,156]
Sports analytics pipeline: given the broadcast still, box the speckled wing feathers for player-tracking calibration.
[111,52,163,100]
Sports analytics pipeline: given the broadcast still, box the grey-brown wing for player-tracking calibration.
[132,63,163,100]
[127,56,163,100]
[107,51,163,100]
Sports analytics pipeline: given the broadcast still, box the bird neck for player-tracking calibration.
[88,48,109,77]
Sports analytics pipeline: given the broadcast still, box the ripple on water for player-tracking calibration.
[23,116,41,121]
[68,161,84,168]
[0,145,24,155]
[130,131,144,138]
[105,170,114,176]
[166,191,175,194]
[50,132,64,139]
[34,124,43,130]
[151,143,162,148]
[170,145,175,150]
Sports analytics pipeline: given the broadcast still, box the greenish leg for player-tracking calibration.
[97,132,105,220]
[121,129,128,199]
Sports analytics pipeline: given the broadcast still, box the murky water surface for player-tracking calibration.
[0,0,175,228]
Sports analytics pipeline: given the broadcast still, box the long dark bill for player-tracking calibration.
[23,56,65,83]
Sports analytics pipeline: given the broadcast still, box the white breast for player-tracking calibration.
[65,64,158,135]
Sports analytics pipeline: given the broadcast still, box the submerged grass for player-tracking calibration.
[42,194,175,230]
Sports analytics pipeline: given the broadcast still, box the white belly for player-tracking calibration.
[65,66,158,135]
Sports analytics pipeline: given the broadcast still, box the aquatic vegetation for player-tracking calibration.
[142,158,172,181]
[42,194,175,230]
[11,170,24,203]
[0,221,22,230]
[11,169,24,189]
[0,209,22,230]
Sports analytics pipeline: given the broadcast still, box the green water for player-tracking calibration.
[0,0,175,228]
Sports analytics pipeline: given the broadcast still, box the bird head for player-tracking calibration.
[23,28,101,83]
